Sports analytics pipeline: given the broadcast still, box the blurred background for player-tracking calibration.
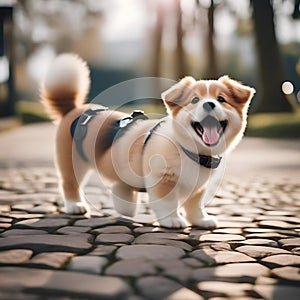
[0,0,299,138]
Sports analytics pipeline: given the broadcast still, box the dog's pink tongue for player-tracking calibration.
[202,125,220,145]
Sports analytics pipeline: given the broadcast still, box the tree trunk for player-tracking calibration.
[292,0,300,19]
[152,3,163,77]
[206,0,218,79]
[251,0,292,113]
[175,0,186,79]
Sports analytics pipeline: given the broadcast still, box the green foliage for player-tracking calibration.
[246,113,300,138]
[16,101,50,124]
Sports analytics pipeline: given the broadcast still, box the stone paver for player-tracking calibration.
[259,220,299,229]
[0,266,132,299]
[116,244,185,260]
[56,226,91,234]
[197,281,254,297]
[271,266,300,281]
[136,276,184,300]
[0,128,300,299]
[235,245,290,258]
[89,245,117,256]
[0,234,92,253]
[214,262,270,278]
[133,234,193,251]
[96,233,134,244]
[279,237,300,248]
[105,259,156,277]
[238,238,278,246]
[167,288,204,300]
[15,217,70,229]
[261,254,300,267]
[27,252,74,269]
[66,256,108,274]
[200,234,245,242]
[213,251,256,264]
[93,225,132,234]
[0,228,48,236]
[0,249,33,264]
[75,217,118,228]
[254,285,300,300]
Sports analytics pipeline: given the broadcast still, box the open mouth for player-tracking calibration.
[191,116,228,147]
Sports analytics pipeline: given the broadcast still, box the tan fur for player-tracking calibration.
[41,53,255,228]
[162,76,196,117]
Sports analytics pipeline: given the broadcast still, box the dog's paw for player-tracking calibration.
[159,216,188,228]
[191,215,218,229]
[64,199,88,215]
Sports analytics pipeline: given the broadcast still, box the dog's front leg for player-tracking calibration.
[182,189,217,229]
[147,186,188,228]
[150,198,188,228]
[183,160,225,228]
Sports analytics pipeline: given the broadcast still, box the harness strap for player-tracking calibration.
[71,108,148,162]
[144,119,166,145]
[71,107,108,161]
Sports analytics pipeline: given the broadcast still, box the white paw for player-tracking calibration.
[191,215,218,229]
[158,216,188,228]
[64,199,88,215]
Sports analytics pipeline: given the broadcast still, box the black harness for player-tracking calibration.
[70,108,148,162]
[70,108,221,169]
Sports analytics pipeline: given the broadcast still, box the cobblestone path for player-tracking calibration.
[0,167,299,299]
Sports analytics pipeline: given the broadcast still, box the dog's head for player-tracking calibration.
[162,76,255,155]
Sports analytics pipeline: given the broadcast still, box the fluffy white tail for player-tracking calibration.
[40,53,90,121]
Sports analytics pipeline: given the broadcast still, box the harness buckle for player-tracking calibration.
[119,110,148,128]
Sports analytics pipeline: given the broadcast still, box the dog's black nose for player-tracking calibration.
[203,102,216,112]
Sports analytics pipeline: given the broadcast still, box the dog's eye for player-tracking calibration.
[217,96,226,103]
[191,97,200,104]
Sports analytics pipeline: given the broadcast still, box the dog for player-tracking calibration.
[41,53,255,228]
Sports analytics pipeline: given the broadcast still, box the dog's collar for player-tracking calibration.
[180,145,222,169]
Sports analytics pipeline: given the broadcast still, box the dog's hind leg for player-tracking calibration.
[60,163,91,214]
[56,133,91,214]
[112,182,137,217]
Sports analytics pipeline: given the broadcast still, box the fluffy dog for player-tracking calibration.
[41,54,255,228]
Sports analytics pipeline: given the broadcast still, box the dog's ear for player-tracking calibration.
[162,76,196,115]
[219,75,255,104]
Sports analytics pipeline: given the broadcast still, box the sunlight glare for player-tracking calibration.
[297,91,300,103]
[0,56,9,83]
[282,81,294,95]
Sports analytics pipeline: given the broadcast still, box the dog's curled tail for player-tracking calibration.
[40,53,90,121]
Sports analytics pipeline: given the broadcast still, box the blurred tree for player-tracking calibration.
[152,1,163,77]
[196,0,222,79]
[175,0,186,78]
[251,0,292,112]
[151,0,186,79]
[0,4,15,117]
[292,0,300,19]
[16,0,103,62]
[206,0,217,78]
